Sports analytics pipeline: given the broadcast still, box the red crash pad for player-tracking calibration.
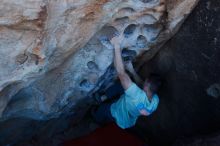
[64,123,144,146]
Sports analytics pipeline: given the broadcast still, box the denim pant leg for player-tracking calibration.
[105,80,124,99]
[93,103,114,125]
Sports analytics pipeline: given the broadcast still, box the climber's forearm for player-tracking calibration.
[125,62,144,85]
[128,69,144,86]
[114,45,126,75]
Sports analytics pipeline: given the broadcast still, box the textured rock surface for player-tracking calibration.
[0,0,199,145]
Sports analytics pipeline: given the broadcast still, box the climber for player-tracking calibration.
[92,33,161,129]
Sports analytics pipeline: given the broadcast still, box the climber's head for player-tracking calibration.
[143,74,161,97]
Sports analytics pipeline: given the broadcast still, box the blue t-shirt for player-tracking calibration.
[110,83,159,129]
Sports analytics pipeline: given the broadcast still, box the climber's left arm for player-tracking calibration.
[125,61,144,86]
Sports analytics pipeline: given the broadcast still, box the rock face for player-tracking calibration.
[0,0,199,145]
[132,0,220,145]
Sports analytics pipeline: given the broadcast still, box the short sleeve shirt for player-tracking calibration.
[110,83,159,129]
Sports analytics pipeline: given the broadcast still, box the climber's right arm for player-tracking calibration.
[111,35,132,90]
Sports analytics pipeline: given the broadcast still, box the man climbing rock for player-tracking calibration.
[92,33,161,129]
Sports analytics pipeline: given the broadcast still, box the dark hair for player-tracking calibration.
[147,74,162,94]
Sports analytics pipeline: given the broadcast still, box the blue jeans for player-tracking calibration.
[93,81,124,124]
